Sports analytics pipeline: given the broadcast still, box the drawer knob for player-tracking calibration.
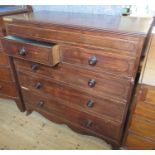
[35,82,42,89]
[19,47,26,56]
[88,79,96,87]
[0,85,2,89]
[37,101,44,107]
[31,63,39,71]
[87,100,94,108]
[85,120,93,128]
[88,55,97,66]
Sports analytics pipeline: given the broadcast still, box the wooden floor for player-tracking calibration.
[0,99,111,150]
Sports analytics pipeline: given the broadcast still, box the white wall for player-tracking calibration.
[32,5,155,17]
[32,5,123,15]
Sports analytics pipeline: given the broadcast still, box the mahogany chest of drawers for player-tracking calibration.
[1,11,152,148]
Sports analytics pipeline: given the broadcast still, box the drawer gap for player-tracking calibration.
[4,35,55,48]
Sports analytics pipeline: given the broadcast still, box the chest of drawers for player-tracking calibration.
[1,11,152,148]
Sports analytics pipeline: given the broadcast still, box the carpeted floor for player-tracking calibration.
[0,98,111,150]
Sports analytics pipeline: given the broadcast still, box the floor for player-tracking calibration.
[0,98,111,150]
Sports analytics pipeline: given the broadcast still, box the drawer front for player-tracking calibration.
[18,71,126,122]
[129,116,155,141]
[22,90,122,140]
[0,51,9,65]
[2,36,60,66]
[60,45,136,78]
[14,59,132,101]
[0,80,18,97]
[125,133,155,150]
[0,67,14,82]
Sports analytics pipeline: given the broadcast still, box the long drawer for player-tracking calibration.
[0,80,18,97]
[2,36,60,66]
[14,58,132,101]
[60,45,137,78]
[6,23,139,54]
[18,71,126,122]
[22,89,122,141]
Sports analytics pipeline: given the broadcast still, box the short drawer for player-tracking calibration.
[22,90,122,140]
[2,36,60,66]
[0,51,9,66]
[60,45,137,78]
[14,59,132,101]
[0,67,14,82]
[0,80,18,97]
[18,71,126,122]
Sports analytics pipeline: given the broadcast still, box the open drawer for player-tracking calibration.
[2,36,60,66]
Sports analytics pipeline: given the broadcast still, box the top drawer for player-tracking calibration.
[6,23,139,55]
[2,36,60,66]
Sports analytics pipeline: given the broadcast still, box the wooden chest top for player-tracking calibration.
[3,11,153,35]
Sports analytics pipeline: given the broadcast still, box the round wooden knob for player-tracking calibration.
[19,47,26,56]
[88,55,97,66]
[88,79,96,87]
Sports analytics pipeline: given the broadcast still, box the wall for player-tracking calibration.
[32,5,123,15]
[32,5,155,17]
